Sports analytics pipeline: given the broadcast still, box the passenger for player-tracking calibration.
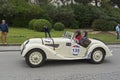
[74,30,82,43]
[80,31,91,47]
[82,31,88,39]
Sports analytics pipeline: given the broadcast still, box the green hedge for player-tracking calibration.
[92,19,117,31]
[33,19,52,32]
[29,19,37,29]
[54,22,65,31]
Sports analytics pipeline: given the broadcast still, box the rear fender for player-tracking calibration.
[85,44,109,59]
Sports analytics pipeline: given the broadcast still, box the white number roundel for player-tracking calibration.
[71,45,80,55]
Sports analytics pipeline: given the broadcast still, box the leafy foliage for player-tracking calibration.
[29,19,37,29]
[0,2,15,18]
[111,0,120,8]
[54,22,65,31]
[33,19,52,32]
[0,0,120,31]
[73,4,97,28]
[74,0,92,4]
[55,6,75,28]
[92,19,117,31]
[5,0,43,27]
[43,5,75,28]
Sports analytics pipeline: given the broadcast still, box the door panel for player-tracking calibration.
[70,42,87,57]
[55,40,87,58]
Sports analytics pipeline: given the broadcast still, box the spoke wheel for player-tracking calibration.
[90,48,105,64]
[29,52,43,65]
[25,49,46,68]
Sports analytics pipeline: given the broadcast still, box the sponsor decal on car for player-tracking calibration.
[45,38,52,43]
[71,45,80,55]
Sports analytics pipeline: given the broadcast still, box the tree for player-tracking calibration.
[74,0,92,5]
[0,0,7,4]
[70,0,74,5]
[27,0,52,5]
[60,0,66,6]
[6,0,44,27]
[101,0,111,8]
[0,1,15,17]
[111,0,120,8]
[53,6,75,28]
[94,0,98,6]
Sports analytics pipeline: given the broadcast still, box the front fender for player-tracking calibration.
[21,44,57,59]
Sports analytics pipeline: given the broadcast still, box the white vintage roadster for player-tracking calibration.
[20,31,112,67]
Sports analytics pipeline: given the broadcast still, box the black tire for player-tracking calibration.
[90,48,105,64]
[25,48,46,68]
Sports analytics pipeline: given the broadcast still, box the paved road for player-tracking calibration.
[0,45,120,80]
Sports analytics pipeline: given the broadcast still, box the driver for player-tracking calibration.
[74,30,82,43]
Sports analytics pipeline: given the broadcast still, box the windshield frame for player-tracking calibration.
[62,31,74,39]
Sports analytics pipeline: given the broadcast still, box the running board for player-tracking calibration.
[0,50,20,52]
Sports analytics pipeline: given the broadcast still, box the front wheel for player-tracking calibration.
[25,49,46,68]
[90,48,105,64]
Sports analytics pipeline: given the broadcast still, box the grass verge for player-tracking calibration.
[4,27,120,44]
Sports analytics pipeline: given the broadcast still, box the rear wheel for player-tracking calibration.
[90,48,105,64]
[25,49,46,68]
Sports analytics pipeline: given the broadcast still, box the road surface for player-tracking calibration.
[0,45,120,80]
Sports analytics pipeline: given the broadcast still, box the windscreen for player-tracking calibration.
[62,31,73,39]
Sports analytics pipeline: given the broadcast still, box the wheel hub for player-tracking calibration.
[93,50,103,62]
[29,52,43,65]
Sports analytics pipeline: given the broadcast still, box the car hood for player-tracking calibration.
[28,38,71,44]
